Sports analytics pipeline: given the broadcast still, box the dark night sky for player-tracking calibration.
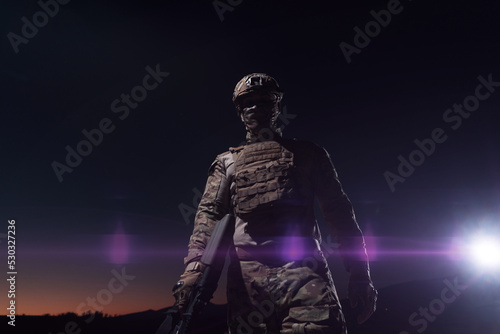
[0,0,499,318]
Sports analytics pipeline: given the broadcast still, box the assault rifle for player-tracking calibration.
[155,214,235,334]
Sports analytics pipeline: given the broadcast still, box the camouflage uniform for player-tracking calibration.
[226,248,345,334]
[185,137,368,334]
[178,73,374,334]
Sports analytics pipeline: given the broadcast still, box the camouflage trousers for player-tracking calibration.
[226,248,347,334]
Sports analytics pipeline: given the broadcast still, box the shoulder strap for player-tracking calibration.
[229,145,245,166]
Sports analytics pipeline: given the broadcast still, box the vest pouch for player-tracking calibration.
[233,141,299,219]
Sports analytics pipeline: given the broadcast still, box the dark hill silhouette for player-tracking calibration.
[3,275,499,334]
[2,304,227,334]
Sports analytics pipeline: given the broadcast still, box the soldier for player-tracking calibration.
[173,73,377,333]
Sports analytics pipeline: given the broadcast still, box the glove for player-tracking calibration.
[347,262,377,324]
[172,262,205,312]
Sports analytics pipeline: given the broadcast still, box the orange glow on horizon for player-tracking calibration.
[1,278,228,316]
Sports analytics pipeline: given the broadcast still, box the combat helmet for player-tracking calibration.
[232,73,283,111]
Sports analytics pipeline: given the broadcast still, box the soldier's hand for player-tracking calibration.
[172,262,205,313]
[348,270,377,324]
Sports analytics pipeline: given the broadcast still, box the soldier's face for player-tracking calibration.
[239,92,277,132]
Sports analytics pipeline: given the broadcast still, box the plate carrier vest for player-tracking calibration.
[231,140,300,220]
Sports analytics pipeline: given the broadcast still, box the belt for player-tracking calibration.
[235,238,321,265]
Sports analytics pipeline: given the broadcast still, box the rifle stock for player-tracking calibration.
[155,214,235,334]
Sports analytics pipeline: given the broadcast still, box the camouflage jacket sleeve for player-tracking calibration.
[311,144,370,274]
[184,152,232,265]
